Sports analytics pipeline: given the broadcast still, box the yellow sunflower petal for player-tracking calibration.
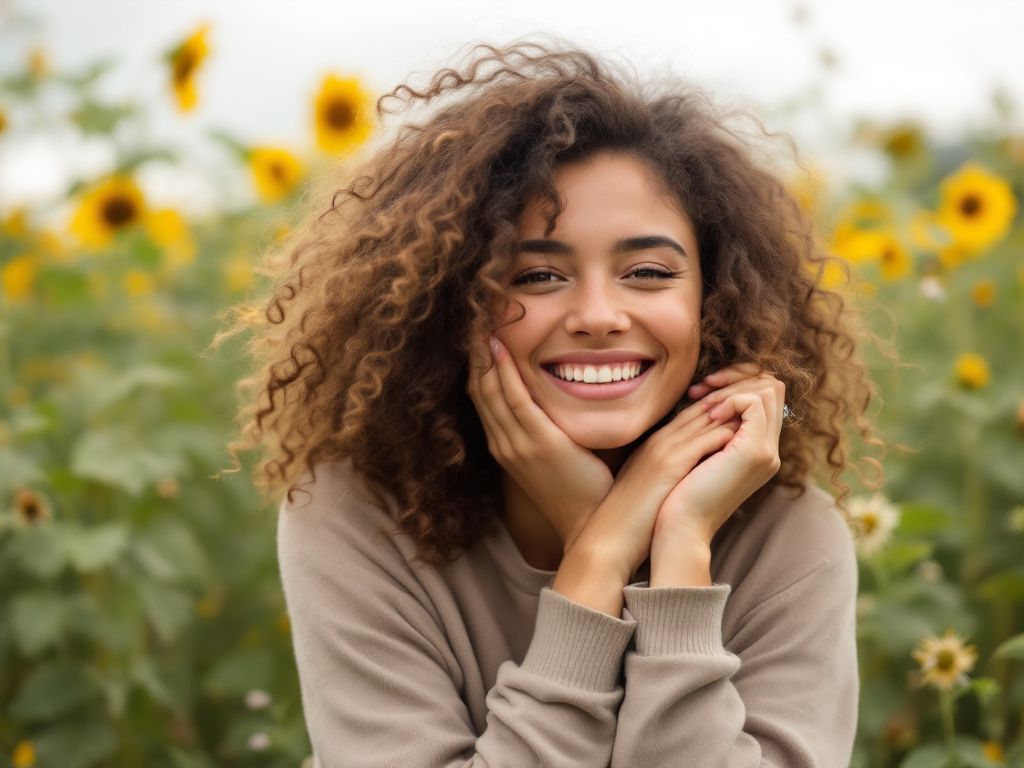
[249,146,305,203]
[954,353,990,389]
[2,254,38,302]
[937,162,1018,255]
[69,176,147,249]
[313,73,375,154]
[169,23,211,114]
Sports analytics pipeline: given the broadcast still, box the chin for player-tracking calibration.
[559,421,648,451]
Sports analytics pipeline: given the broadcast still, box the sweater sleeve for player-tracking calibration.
[609,552,859,767]
[277,487,637,768]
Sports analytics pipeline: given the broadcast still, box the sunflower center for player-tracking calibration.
[103,196,138,228]
[324,98,356,130]
[882,247,896,263]
[21,499,40,520]
[268,161,286,182]
[861,514,878,534]
[936,649,956,671]
[959,194,982,218]
[173,50,197,85]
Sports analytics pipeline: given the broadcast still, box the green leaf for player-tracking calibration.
[131,516,210,585]
[0,448,45,494]
[10,590,66,655]
[136,579,194,643]
[64,523,129,572]
[208,128,252,162]
[993,632,1024,662]
[69,99,136,135]
[899,743,951,768]
[204,648,275,697]
[979,572,1024,603]
[897,504,952,536]
[55,58,115,89]
[876,540,934,575]
[70,428,185,495]
[34,713,118,768]
[10,661,102,722]
[8,524,70,578]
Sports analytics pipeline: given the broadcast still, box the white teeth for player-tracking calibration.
[550,362,646,383]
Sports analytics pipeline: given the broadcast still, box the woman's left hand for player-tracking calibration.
[652,363,786,549]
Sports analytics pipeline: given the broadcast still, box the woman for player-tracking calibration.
[228,40,887,767]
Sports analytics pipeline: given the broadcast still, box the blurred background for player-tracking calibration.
[1,1,1022,767]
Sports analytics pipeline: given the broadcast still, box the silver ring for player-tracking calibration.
[782,403,793,421]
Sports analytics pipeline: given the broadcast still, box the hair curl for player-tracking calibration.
[218,38,895,568]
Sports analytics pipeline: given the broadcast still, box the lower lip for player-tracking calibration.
[542,363,654,400]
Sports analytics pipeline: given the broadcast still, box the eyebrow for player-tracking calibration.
[517,235,688,260]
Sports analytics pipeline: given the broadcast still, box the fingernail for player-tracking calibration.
[489,336,501,358]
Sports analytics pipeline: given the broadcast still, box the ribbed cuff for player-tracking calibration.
[520,586,637,691]
[623,582,731,656]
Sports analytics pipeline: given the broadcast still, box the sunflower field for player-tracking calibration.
[1,19,1023,768]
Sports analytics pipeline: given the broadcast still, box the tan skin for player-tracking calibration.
[465,151,785,586]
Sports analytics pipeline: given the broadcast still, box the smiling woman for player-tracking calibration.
[221,37,892,768]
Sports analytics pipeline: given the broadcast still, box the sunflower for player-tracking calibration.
[313,73,374,154]
[970,279,996,309]
[954,353,990,389]
[877,232,912,281]
[28,45,49,79]
[0,105,7,135]
[167,23,211,114]
[829,200,895,264]
[845,493,900,557]
[911,629,978,691]
[12,488,52,528]
[249,146,304,203]
[144,208,196,270]
[2,254,37,302]
[12,740,36,768]
[70,176,146,248]
[936,163,1018,255]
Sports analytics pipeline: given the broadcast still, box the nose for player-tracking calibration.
[563,276,631,336]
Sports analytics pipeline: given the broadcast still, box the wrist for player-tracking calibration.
[649,533,713,588]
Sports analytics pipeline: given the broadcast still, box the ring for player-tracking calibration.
[782,403,793,421]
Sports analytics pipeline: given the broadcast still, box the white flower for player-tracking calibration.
[245,689,272,710]
[247,732,270,751]
[846,493,900,557]
[919,276,947,301]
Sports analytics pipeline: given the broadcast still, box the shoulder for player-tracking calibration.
[721,481,857,600]
[276,459,408,587]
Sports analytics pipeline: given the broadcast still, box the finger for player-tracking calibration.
[699,372,781,411]
[701,363,764,388]
[487,336,552,436]
[707,393,769,450]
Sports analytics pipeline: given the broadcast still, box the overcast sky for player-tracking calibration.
[1,0,1021,215]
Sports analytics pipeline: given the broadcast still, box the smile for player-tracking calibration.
[541,361,655,400]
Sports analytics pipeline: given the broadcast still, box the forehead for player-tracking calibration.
[516,151,697,247]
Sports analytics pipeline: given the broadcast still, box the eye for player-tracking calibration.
[510,270,560,286]
[629,267,679,280]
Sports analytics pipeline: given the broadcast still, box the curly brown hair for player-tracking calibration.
[218,38,893,568]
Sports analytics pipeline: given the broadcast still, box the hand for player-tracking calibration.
[652,363,785,549]
[464,329,613,552]
[570,397,742,583]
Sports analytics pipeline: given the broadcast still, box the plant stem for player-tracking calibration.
[939,689,960,768]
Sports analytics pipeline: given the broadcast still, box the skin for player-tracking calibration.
[465,150,785,578]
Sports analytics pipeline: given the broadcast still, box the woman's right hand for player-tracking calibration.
[465,331,614,553]
[570,400,742,583]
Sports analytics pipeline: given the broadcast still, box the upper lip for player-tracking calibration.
[540,350,656,366]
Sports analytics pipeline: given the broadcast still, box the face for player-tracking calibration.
[495,150,703,452]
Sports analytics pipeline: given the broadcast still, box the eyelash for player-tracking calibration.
[510,267,681,286]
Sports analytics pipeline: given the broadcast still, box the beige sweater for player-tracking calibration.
[277,459,859,767]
